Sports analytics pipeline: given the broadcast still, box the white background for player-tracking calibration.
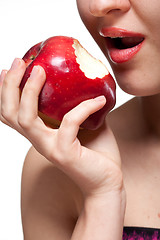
[0,0,132,239]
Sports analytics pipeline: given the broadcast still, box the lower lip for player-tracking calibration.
[106,39,144,64]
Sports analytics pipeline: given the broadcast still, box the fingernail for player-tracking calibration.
[30,66,40,78]
[94,96,106,102]
[11,58,21,70]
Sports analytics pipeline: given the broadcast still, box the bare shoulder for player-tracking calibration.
[21,146,83,239]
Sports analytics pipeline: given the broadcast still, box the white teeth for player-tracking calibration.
[110,36,123,39]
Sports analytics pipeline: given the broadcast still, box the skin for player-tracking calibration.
[76,0,160,227]
[1,0,160,239]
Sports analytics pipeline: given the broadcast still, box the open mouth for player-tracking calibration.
[100,27,145,63]
[107,36,144,50]
[105,36,145,63]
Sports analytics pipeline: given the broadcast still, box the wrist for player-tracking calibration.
[84,181,126,205]
[84,190,126,239]
[84,188,126,214]
[72,189,126,240]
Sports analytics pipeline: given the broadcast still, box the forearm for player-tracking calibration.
[71,190,126,240]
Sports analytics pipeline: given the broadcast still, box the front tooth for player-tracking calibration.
[110,36,123,39]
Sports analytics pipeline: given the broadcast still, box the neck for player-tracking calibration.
[139,93,160,138]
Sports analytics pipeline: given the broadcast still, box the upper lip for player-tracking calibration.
[99,27,145,38]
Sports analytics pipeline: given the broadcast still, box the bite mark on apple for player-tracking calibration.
[73,40,109,79]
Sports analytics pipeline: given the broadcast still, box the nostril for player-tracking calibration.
[107,8,122,15]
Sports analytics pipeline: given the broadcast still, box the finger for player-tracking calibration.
[17,65,56,153]
[0,70,8,98]
[0,69,7,86]
[58,96,106,146]
[1,58,26,124]
[18,65,46,127]
[0,70,10,125]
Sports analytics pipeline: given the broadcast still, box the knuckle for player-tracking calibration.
[1,106,14,122]
[17,114,31,129]
[63,112,79,126]
[2,76,10,88]
[2,74,16,90]
[44,135,76,168]
[23,84,37,97]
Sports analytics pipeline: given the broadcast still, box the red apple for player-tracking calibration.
[20,36,116,130]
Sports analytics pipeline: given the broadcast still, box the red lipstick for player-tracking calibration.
[100,27,145,64]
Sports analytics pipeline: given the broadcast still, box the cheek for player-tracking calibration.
[76,0,98,34]
[76,0,90,24]
[135,0,160,35]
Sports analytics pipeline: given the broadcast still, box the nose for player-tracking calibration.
[89,0,131,17]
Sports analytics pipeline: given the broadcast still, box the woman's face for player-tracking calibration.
[76,0,160,96]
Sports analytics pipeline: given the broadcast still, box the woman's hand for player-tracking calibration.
[0,58,124,198]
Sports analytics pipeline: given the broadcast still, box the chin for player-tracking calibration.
[117,83,160,97]
[112,67,160,97]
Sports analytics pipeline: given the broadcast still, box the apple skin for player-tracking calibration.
[20,36,116,130]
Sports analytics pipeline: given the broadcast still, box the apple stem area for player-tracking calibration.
[29,55,36,60]
[73,40,109,79]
